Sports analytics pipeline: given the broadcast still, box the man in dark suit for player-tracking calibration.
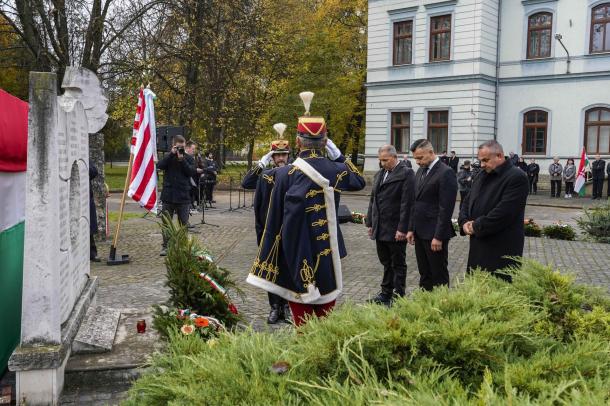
[366,145,415,305]
[406,139,457,291]
[448,151,459,173]
[591,154,606,199]
[459,140,529,282]
[439,151,450,166]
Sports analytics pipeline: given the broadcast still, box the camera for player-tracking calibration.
[177,147,185,155]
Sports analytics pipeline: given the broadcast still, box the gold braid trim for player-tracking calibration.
[299,248,333,287]
[306,188,324,199]
[305,204,326,213]
[262,174,274,184]
[346,160,361,176]
[312,219,328,227]
[334,171,348,188]
[316,233,330,241]
[288,166,300,175]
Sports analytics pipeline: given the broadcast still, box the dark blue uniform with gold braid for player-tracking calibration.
[246,149,366,304]
[242,166,278,244]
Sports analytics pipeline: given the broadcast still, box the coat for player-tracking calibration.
[448,156,459,173]
[458,159,529,273]
[563,164,576,182]
[89,161,98,234]
[457,167,473,192]
[516,161,528,172]
[549,162,563,181]
[527,163,539,182]
[247,149,366,304]
[203,158,218,183]
[591,159,606,179]
[365,160,415,242]
[157,152,197,204]
[408,160,457,241]
[242,165,278,244]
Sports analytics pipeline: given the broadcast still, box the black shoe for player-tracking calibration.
[367,292,392,306]
[282,304,292,323]
[267,305,281,324]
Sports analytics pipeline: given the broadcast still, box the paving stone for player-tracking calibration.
[73,306,121,353]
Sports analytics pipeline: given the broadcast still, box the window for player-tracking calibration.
[393,21,413,65]
[391,112,410,152]
[591,3,610,53]
[427,111,449,153]
[522,110,548,154]
[585,107,610,154]
[430,15,451,62]
[527,12,552,59]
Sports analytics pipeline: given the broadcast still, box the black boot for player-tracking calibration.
[267,305,281,324]
[367,292,392,306]
[282,304,292,324]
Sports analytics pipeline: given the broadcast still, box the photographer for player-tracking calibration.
[157,135,197,256]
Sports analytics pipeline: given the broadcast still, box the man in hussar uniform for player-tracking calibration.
[241,123,292,324]
[246,92,366,326]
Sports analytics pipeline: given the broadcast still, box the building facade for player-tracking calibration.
[364,0,610,173]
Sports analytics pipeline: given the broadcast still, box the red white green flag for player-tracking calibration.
[574,147,589,196]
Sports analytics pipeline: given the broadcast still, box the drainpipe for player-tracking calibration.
[555,34,571,74]
[493,0,502,141]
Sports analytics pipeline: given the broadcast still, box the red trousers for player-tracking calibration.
[288,300,336,327]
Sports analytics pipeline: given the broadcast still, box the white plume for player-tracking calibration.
[273,123,287,138]
[299,91,314,115]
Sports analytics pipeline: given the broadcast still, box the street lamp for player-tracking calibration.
[555,33,571,74]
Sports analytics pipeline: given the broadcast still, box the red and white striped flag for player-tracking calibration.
[574,146,589,196]
[128,88,158,213]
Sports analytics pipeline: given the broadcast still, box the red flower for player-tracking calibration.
[194,317,209,328]
[228,303,238,315]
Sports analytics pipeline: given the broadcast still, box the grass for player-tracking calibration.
[103,163,248,191]
[107,211,145,222]
[125,260,610,405]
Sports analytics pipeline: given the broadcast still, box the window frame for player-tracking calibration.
[426,110,449,153]
[429,14,452,62]
[390,111,411,153]
[590,3,610,54]
[526,12,553,59]
[522,110,549,155]
[584,107,610,154]
[393,20,414,66]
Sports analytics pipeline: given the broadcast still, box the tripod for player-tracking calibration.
[200,181,218,227]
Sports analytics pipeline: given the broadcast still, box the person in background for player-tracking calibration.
[439,151,450,166]
[591,154,606,200]
[607,161,610,199]
[366,145,415,306]
[549,157,563,198]
[527,159,540,195]
[186,141,204,211]
[401,154,413,168]
[459,140,529,283]
[203,152,218,206]
[471,159,482,179]
[448,151,459,173]
[563,158,576,198]
[89,160,100,262]
[406,139,457,291]
[509,151,519,166]
[157,135,197,256]
[457,160,473,210]
[516,157,528,173]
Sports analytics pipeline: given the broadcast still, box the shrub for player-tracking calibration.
[126,261,610,405]
[543,223,576,240]
[524,219,542,237]
[577,202,610,243]
[153,218,242,340]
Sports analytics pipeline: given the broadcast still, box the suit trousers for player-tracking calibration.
[375,240,407,296]
[268,292,286,307]
[161,202,190,248]
[550,180,562,197]
[414,237,449,291]
[592,177,604,198]
[528,178,537,194]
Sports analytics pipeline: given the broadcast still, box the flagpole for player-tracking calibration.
[108,150,134,265]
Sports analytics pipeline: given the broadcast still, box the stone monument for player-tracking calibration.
[8,68,108,405]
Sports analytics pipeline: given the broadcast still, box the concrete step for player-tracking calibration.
[73,306,121,354]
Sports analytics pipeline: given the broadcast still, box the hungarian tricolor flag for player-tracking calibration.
[0,89,27,370]
[128,87,158,212]
[574,147,589,196]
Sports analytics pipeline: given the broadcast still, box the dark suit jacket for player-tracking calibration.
[408,161,457,241]
[448,156,459,172]
[592,160,606,179]
[366,160,415,241]
[458,159,529,273]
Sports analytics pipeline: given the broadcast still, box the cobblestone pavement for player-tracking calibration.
[95,191,610,332]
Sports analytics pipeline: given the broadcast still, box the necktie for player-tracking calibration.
[422,167,429,178]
